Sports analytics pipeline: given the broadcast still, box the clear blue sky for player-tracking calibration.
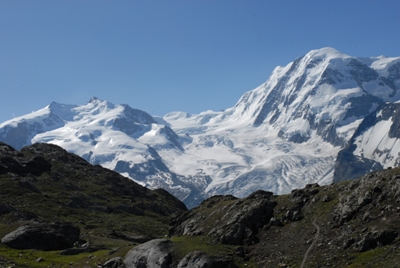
[1,0,399,123]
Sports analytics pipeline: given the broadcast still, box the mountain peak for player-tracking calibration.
[88,96,100,103]
[297,47,351,69]
[85,96,115,110]
[305,47,348,59]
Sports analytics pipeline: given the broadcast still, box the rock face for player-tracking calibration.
[334,102,400,183]
[123,239,173,268]
[1,222,80,251]
[169,190,276,245]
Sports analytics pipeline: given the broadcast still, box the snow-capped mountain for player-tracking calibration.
[333,101,400,183]
[162,47,400,198]
[1,48,399,207]
[0,97,209,207]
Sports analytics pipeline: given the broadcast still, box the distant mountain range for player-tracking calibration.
[1,47,399,207]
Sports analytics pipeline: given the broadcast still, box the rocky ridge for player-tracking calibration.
[0,142,186,267]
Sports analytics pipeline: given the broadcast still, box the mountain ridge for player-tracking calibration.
[1,47,400,207]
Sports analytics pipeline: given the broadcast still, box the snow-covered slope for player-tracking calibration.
[1,48,399,207]
[333,101,400,182]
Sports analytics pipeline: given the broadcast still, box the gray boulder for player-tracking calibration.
[177,251,237,268]
[1,221,80,250]
[124,239,172,268]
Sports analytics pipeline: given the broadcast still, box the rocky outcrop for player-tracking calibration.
[1,221,80,250]
[123,239,173,268]
[333,169,400,226]
[169,190,276,245]
[352,230,398,252]
[281,183,320,222]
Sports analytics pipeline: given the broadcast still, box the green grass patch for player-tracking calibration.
[170,235,258,268]
[0,243,134,268]
[347,246,400,268]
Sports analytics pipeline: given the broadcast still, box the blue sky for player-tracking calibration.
[1,0,399,123]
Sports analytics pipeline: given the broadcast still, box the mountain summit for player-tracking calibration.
[1,48,400,206]
[227,47,400,145]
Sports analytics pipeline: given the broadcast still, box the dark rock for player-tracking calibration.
[353,230,398,252]
[177,251,237,268]
[234,246,246,258]
[290,184,319,206]
[1,222,80,251]
[285,205,303,222]
[322,195,332,202]
[353,237,377,252]
[23,156,52,176]
[0,204,16,215]
[170,190,276,245]
[374,230,398,246]
[123,239,172,268]
[270,217,283,227]
[343,238,356,249]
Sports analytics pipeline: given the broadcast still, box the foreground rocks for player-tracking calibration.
[1,221,80,250]
[124,239,173,268]
[123,239,238,268]
[177,251,237,268]
[169,190,276,245]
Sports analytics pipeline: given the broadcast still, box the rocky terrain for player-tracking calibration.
[0,142,186,267]
[1,141,400,267]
